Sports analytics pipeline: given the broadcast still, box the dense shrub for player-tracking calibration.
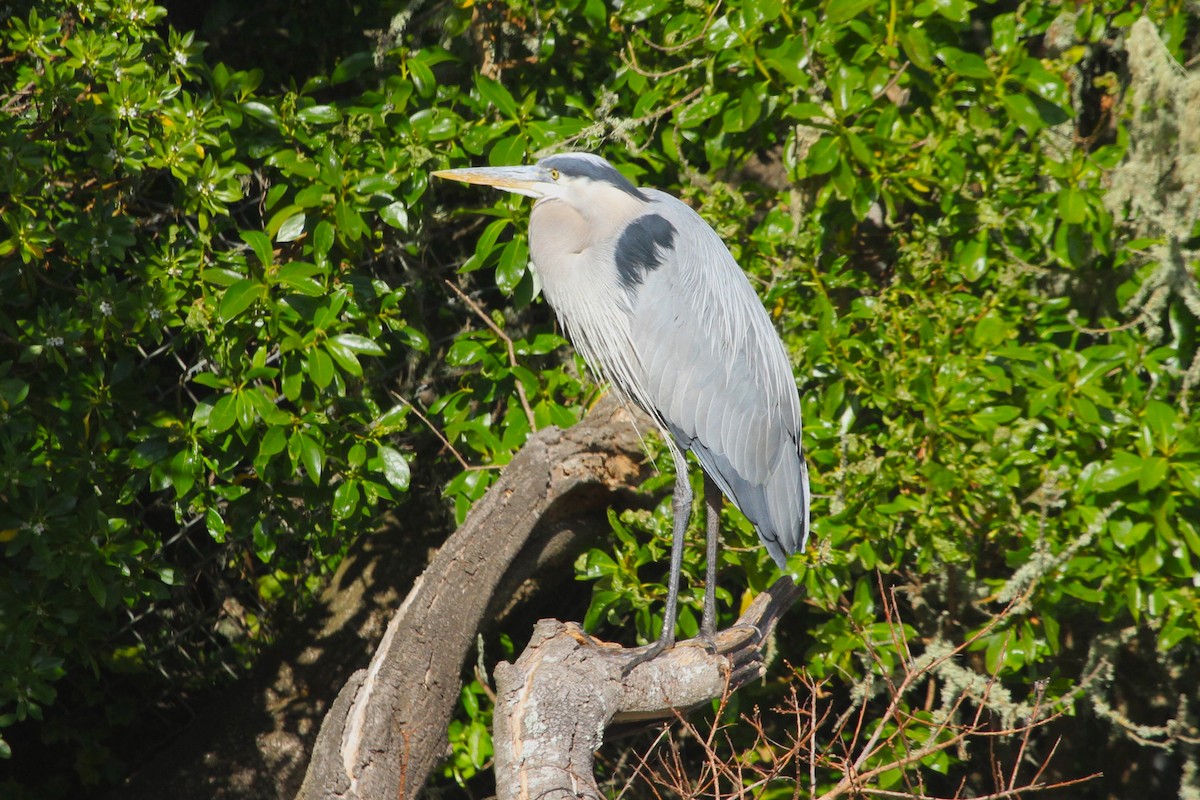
[2,0,1198,796]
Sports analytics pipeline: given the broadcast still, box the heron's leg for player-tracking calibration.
[700,473,721,639]
[623,448,692,673]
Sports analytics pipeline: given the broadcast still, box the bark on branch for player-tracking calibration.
[297,393,802,800]
[492,578,803,800]
[297,396,653,800]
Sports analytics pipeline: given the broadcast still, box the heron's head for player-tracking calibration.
[432,153,647,220]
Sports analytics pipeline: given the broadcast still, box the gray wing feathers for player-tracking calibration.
[630,192,809,567]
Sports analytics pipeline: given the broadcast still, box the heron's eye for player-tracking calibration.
[550,168,561,181]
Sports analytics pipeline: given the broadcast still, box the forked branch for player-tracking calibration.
[491,577,803,800]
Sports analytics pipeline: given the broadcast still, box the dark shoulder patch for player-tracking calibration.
[614,214,676,291]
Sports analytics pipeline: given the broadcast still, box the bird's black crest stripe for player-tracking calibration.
[540,155,646,199]
[614,214,676,291]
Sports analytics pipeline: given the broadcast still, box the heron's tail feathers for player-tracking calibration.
[757,440,809,568]
[684,429,810,570]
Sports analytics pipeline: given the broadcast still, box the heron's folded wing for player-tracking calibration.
[627,193,809,565]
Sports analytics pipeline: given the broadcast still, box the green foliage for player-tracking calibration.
[0,0,591,789]
[444,680,494,787]
[0,0,435,769]
[3,0,1200,796]
[442,634,511,788]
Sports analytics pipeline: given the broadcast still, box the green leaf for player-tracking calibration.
[807,136,842,175]
[1014,58,1067,103]
[169,449,198,496]
[408,56,436,97]
[325,340,362,376]
[219,279,265,321]
[475,73,519,117]
[1071,395,1100,425]
[332,480,360,519]
[86,572,107,607]
[1180,518,1200,557]
[267,204,304,236]
[355,172,400,195]
[331,51,372,84]
[970,405,1021,431]
[496,238,528,295]
[1139,457,1169,492]
[296,433,324,484]
[1110,518,1150,549]
[314,220,335,256]
[200,267,245,286]
[275,212,307,243]
[242,100,279,128]
[206,508,228,543]
[1001,93,1043,132]
[489,135,528,167]
[898,27,934,71]
[1057,188,1088,224]
[917,0,969,23]
[515,332,566,355]
[309,347,335,389]
[1143,400,1178,446]
[466,721,492,767]
[235,389,255,429]
[240,230,274,267]
[1092,452,1145,493]
[958,237,988,281]
[939,47,991,79]
[972,312,1010,347]
[380,201,409,230]
[208,393,238,433]
[330,334,386,355]
[446,339,486,366]
[825,0,875,23]
[335,201,366,241]
[259,425,287,458]
[461,218,509,273]
[378,445,411,490]
[275,262,326,296]
[298,104,341,125]
[676,92,728,128]
[191,372,228,390]
[1137,540,1164,575]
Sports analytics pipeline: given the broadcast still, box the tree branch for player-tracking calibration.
[296,394,653,800]
[491,577,803,800]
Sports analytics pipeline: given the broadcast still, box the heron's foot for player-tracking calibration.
[621,631,675,677]
[688,630,719,655]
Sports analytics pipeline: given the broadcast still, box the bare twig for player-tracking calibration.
[386,390,499,473]
[443,279,538,432]
[619,576,1099,800]
[1007,680,1047,791]
[554,85,706,152]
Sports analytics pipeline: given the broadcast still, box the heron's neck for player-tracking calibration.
[532,190,645,248]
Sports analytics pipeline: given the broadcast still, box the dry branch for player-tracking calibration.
[617,579,1101,800]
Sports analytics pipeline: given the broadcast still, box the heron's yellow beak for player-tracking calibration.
[431,165,553,199]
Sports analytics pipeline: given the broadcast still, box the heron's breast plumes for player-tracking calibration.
[530,200,654,416]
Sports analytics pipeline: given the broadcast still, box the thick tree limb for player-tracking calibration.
[491,577,802,800]
[296,395,653,800]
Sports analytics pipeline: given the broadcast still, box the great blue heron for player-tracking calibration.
[434,153,809,661]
